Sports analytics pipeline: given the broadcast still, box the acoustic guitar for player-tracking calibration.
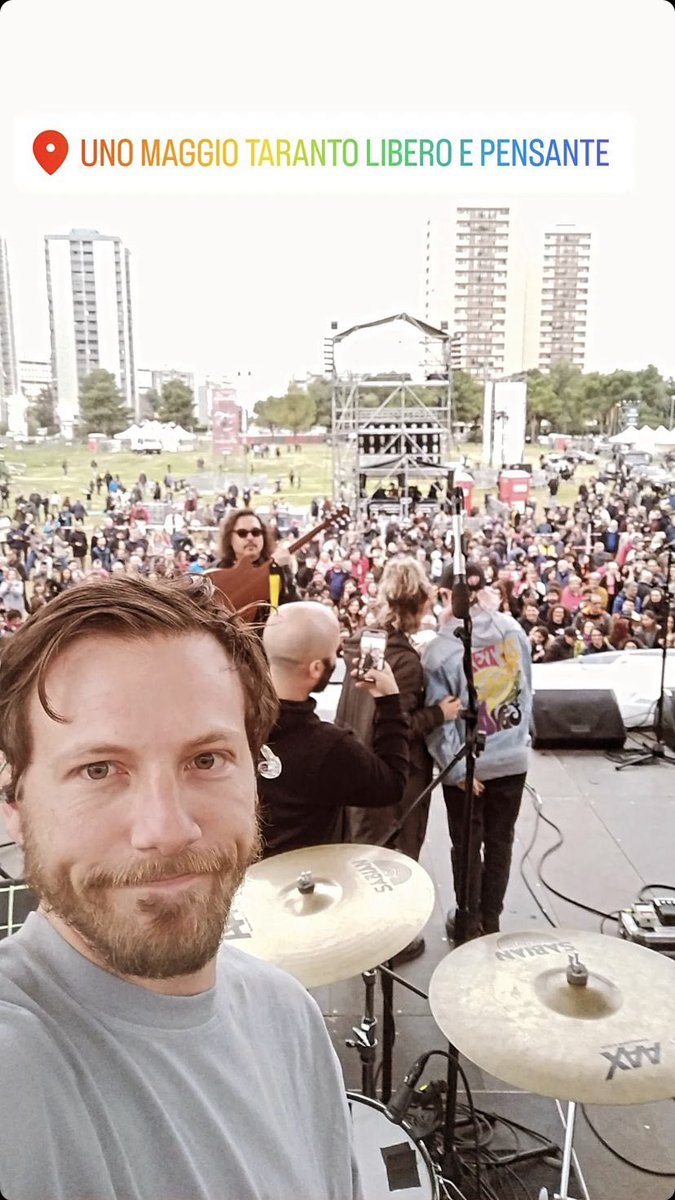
[206,504,350,615]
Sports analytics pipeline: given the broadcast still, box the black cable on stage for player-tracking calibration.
[422,1049,485,1198]
[438,1178,471,1200]
[423,1050,558,1199]
[519,786,557,927]
[484,1153,532,1200]
[527,787,620,923]
[600,909,621,934]
[473,1106,558,1163]
[455,1058,485,1200]
[639,883,675,898]
[581,1103,675,1178]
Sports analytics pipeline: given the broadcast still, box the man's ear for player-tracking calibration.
[2,798,23,846]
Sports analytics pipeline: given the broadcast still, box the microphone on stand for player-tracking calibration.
[450,488,470,620]
[385,1053,430,1125]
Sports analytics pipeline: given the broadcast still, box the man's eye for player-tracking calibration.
[82,762,112,781]
[191,752,226,770]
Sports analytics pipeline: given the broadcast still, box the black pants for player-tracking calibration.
[442,773,526,935]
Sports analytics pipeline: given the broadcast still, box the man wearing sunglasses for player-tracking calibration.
[213,509,299,620]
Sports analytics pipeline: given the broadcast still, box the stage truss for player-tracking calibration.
[324,313,455,516]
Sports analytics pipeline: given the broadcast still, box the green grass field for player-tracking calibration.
[0,439,586,523]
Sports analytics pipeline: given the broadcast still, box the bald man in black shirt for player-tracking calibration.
[259,603,410,857]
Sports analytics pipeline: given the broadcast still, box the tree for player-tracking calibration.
[27,386,60,435]
[306,377,333,429]
[524,370,559,443]
[635,364,669,426]
[253,395,288,434]
[281,391,317,441]
[79,369,130,436]
[156,380,196,429]
[143,387,162,417]
[451,371,483,424]
[546,361,586,433]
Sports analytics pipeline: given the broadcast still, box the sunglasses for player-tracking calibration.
[234,528,263,539]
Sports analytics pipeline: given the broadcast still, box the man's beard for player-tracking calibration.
[311,657,335,694]
[21,813,262,980]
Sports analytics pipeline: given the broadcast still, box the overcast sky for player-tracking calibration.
[0,0,673,395]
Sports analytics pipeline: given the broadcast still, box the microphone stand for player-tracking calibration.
[390,483,485,1186]
[376,742,474,1105]
[441,578,485,1187]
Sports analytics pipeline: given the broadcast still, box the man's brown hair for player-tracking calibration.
[0,575,278,802]
[217,508,272,567]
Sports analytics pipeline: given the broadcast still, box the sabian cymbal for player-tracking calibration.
[223,844,435,987]
[429,929,675,1105]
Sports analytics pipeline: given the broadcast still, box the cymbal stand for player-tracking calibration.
[346,969,378,1098]
[538,1100,588,1200]
[346,962,431,1104]
[378,964,431,1105]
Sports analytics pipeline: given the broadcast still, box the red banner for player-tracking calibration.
[211,389,241,454]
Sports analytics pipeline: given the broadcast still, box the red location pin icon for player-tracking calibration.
[33,130,69,175]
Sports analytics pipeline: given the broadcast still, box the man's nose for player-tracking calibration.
[127,770,202,856]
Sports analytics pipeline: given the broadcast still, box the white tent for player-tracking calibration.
[115,422,143,441]
[114,420,196,453]
[652,425,675,446]
[608,426,638,445]
[632,425,658,448]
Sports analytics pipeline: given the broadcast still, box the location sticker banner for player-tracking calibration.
[15,111,636,197]
[32,129,69,174]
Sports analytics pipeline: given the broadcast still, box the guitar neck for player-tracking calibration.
[287,522,330,557]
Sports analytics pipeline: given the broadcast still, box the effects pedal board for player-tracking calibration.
[619,898,675,958]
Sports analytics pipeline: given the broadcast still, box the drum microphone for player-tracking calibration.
[450,489,470,620]
[385,1052,430,1125]
[258,745,282,779]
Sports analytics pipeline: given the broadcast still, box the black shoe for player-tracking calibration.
[391,936,426,965]
[445,910,484,941]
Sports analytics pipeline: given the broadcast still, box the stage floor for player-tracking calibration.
[1,740,674,1198]
[310,739,675,1200]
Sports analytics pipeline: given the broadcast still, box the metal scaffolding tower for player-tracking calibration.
[324,312,456,516]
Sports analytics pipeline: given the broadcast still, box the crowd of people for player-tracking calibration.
[2,453,674,659]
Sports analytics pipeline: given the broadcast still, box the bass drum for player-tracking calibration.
[346,1093,439,1199]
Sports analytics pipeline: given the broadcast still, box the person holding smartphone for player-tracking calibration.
[336,558,462,964]
[259,601,410,858]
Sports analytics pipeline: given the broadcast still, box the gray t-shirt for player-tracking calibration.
[0,913,361,1200]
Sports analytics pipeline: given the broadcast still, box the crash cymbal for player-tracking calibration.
[223,844,435,987]
[429,929,675,1105]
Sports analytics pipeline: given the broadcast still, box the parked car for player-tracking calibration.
[633,464,673,488]
[541,452,575,479]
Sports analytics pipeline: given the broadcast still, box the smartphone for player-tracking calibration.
[356,629,387,679]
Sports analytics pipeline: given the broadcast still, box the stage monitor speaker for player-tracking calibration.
[660,689,675,751]
[531,689,626,750]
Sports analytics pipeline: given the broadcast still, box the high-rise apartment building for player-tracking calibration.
[424,206,533,378]
[535,225,591,371]
[424,209,592,378]
[45,229,137,431]
[0,238,19,426]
